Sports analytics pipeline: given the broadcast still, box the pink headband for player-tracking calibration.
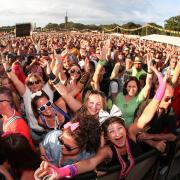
[64,122,79,131]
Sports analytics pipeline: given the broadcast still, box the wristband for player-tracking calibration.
[48,71,56,81]
[98,60,107,66]
[52,78,61,85]
[57,164,78,178]
[147,71,153,74]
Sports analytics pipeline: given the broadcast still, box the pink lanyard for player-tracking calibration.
[115,138,135,179]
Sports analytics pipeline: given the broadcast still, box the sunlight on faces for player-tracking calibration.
[36,97,52,117]
[107,122,126,148]
[126,80,138,97]
[69,65,81,80]
[27,76,43,93]
[86,94,104,115]
[63,56,74,70]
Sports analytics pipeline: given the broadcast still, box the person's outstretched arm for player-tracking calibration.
[129,66,167,142]
[34,146,112,180]
[2,60,26,96]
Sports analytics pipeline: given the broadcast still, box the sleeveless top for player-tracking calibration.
[39,103,70,131]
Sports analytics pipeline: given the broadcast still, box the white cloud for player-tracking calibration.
[0,0,179,27]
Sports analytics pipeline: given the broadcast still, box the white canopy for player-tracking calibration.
[140,34,180,47]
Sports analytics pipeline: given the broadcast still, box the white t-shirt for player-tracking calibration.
[22,83,53,131]
[108,80,119,97]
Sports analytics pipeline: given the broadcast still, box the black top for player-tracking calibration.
[96,138,142,173]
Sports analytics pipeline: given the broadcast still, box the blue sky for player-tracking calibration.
[0,0,179,27]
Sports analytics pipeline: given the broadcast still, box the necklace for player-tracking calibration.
[115,138,135,179]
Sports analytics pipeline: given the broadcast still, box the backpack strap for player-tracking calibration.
[52,104,71,121]
[3,116,22,131]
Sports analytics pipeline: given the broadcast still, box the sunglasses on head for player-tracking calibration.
[70,69,81,74]
[58,136,78,152]
[27,80,41,86]
[164,96,174,102]
[38,101,52,112]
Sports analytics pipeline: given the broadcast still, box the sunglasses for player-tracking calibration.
[70,69,81,74]
[27,80,41,86]
[38,101,52,112]
[58,136,78,152]
[164,96,174,102]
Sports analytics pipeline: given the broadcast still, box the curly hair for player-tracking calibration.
[64,115,101,153]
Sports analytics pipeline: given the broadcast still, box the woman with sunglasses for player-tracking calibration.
[58,61,84,100]
[2,60,54,141]
[44,58,106,118]
[38,115,100,168]
[34,67,167,180]
[31,90,69,132]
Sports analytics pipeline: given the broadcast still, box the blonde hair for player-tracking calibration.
[25,73,43,84]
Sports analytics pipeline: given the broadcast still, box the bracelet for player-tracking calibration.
[48,71,56,81]
[98,60,107,66]
[147,71,153,74]
[67,165,78,177]
[52,78,61,85]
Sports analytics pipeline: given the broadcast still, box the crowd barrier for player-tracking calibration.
[73,136,180,180]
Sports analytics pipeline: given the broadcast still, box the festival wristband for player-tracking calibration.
[56,165,78,178]
[98,60,107,66]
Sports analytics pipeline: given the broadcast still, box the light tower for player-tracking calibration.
[65,11,68,30]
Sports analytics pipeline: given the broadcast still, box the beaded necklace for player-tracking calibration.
[115,138,135,179]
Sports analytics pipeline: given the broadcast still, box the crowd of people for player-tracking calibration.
[0,31,179,180]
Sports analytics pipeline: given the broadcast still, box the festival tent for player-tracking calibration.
[140,34,180,47]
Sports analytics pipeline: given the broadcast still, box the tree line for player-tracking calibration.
[0,15,180,36]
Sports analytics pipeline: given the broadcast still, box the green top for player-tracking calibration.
[115,90,144,127]
[131,66,146,80]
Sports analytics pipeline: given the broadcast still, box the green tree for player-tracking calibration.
[164,15,180,31]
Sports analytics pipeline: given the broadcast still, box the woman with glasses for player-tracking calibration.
[34,67,168,180]
[58,61,83,100]
[38,115,100,167]
[2,60,54,141]
[31,90,70,132]
[0,86,35,149]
